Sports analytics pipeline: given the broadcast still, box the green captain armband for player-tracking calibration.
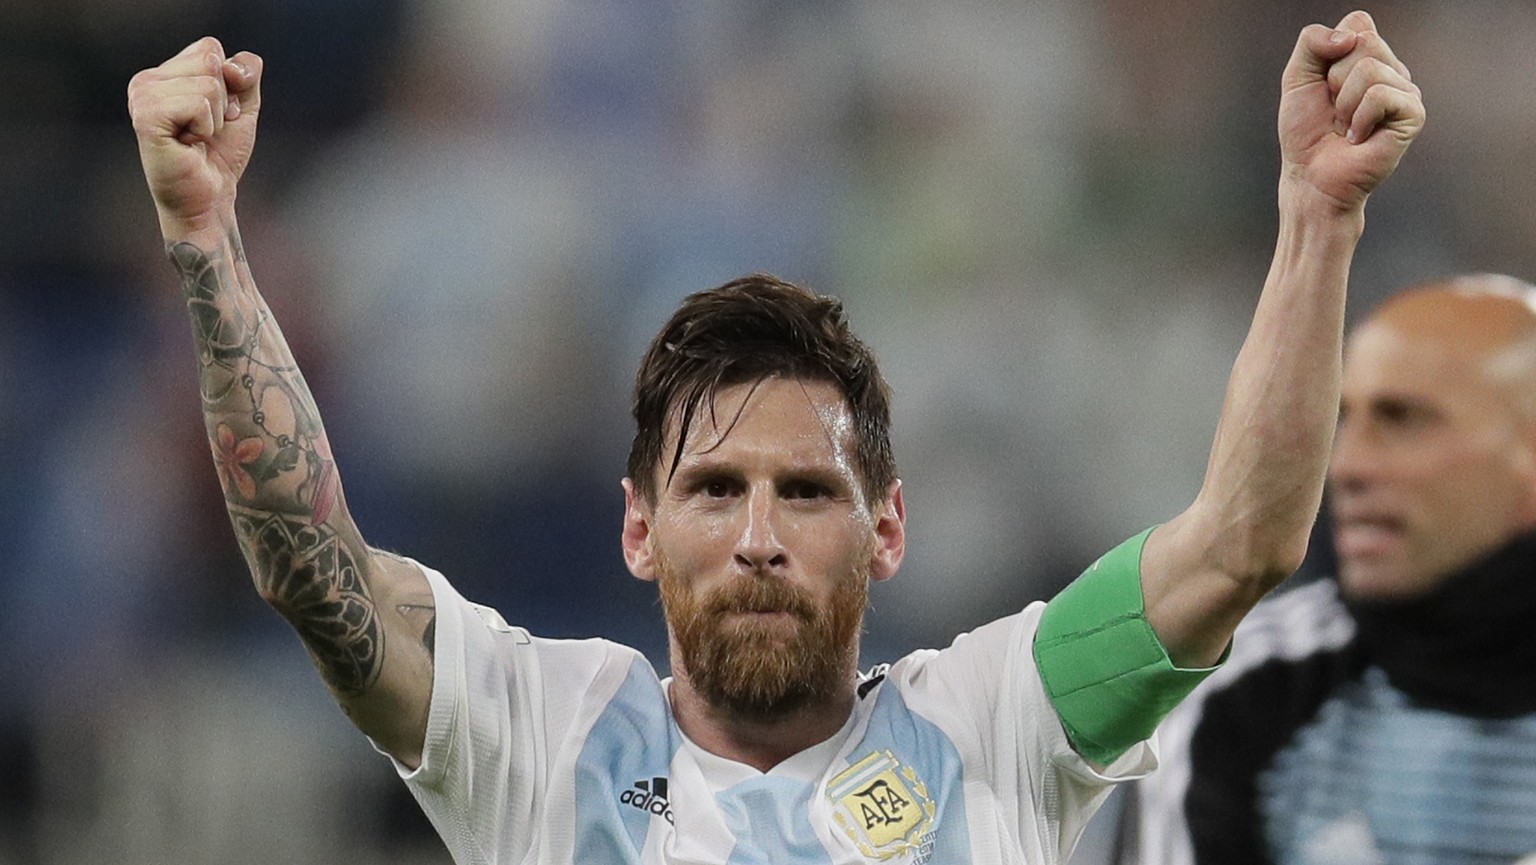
[1032,527,1222,766]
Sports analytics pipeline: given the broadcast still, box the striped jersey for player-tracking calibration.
[1130,578,1536,865]
[384,564,1158,865]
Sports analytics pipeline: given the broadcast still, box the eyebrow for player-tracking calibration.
[667,459,856,493]
[1369,391,1439,411]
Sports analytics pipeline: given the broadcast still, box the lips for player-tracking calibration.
[717,603,805,621]
[704,575,817,620]
[1333,512,1406,559]
[726,609,795,621]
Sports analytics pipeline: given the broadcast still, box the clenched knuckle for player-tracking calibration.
[128,70,155,96]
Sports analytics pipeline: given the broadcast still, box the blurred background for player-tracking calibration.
[0,0,1529,861]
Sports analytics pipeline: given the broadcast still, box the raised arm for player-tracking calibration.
[1139,11,1424,665]
[128,38,435,765]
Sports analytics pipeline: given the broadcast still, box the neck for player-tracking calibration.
[666,670,856,773]
[1343,528,1536,717]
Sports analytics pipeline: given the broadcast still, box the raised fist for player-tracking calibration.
[127,37,264,235]
[1278,11,1425,212]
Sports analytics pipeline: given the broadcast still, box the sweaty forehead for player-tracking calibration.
[667,377,856,462]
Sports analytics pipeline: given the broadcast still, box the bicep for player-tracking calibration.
[339,549,436,766]
[246,520,435,766]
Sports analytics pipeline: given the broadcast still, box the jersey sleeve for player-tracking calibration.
[374,563,634,865]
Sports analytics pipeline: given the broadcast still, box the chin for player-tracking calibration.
[1337,560,1432,601]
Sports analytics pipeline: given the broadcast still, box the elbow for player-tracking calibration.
[248,563,310,616]
[1189,486,1319,590]
[1181,500,1314,595]
[1266,535,1311,580]
[252,580,292,616]
[1211,530,1310,596]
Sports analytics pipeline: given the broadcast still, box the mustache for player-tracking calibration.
[703,576,817,619]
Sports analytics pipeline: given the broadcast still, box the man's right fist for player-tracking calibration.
[128,37,263,235]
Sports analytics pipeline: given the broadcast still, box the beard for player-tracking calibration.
[657,551,869,721]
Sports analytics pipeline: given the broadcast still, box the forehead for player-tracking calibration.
[1343,321,1506,413]
[667,377,856,466]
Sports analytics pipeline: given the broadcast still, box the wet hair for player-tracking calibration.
[627,274,896,507]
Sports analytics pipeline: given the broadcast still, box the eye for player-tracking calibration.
[689,474,743,499]
[1376,398,1435,429]
[782,480,830,500]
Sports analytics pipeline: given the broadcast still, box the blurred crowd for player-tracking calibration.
[2,0,1532,862]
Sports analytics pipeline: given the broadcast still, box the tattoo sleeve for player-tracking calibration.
[171,235,382,697]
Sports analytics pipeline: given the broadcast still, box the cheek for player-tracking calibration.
[811,518,879,584]
[1511,438,1536,518]
[1416,450,1531,540]
[654,511,735,566]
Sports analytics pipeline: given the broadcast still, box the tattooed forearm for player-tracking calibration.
[170,238,338,523]
[171,235,374,696]
[233,507,382,696]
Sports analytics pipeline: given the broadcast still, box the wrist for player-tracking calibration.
[156,202,237,248]
[1276,175,1368,238]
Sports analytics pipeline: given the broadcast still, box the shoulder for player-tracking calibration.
[864,606,1041,704]
[413,559,655,708]
[854,605,1046,732]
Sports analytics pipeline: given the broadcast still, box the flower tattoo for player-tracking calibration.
[214,422,263,500]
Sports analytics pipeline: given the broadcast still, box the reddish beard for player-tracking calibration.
[658,554,869,720]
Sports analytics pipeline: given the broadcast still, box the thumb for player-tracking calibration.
[1283,23,1358,92]
[222,51,264,121]
[1334,9,1378,36]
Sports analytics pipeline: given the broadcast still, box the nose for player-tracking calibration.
[734,485,788,573]
[1328,416,1381,494]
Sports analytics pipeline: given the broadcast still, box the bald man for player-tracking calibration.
[1127,274,1536,865]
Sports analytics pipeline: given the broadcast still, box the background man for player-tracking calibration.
[1129,274,1536,865]
[126,10,1421,864]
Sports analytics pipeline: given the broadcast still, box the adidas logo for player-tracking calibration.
[620,777,675,824]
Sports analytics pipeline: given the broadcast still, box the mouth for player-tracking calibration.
[721,607,798,621]
[710,583,814,621]
[1333,514,1406,559]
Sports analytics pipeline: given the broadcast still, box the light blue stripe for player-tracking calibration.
[718,776,835,865]
[574,658,681,864]
[1263,669,1536,864]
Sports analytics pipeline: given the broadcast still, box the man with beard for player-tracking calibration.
[126,10,1423,864]
[1126,275,1536,865]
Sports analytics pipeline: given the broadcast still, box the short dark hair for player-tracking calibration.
[627,274,896,507]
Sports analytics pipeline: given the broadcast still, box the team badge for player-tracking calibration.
[828,750,936,861]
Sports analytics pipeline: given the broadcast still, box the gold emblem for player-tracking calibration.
[828,750,936,860]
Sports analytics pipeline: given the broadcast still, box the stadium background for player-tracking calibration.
[0,0,1528,861]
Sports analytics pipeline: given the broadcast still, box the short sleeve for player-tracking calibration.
[374,564,631,865]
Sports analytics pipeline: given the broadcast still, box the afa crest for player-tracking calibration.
[828,750,936,860]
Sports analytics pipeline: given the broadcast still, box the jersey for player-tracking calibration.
[382,564,1159,865]
[1130,578,1536,865]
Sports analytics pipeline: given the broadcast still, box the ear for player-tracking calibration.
[870,480,907,582]
[1517,424,1536,528]
[622,478,658,581]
